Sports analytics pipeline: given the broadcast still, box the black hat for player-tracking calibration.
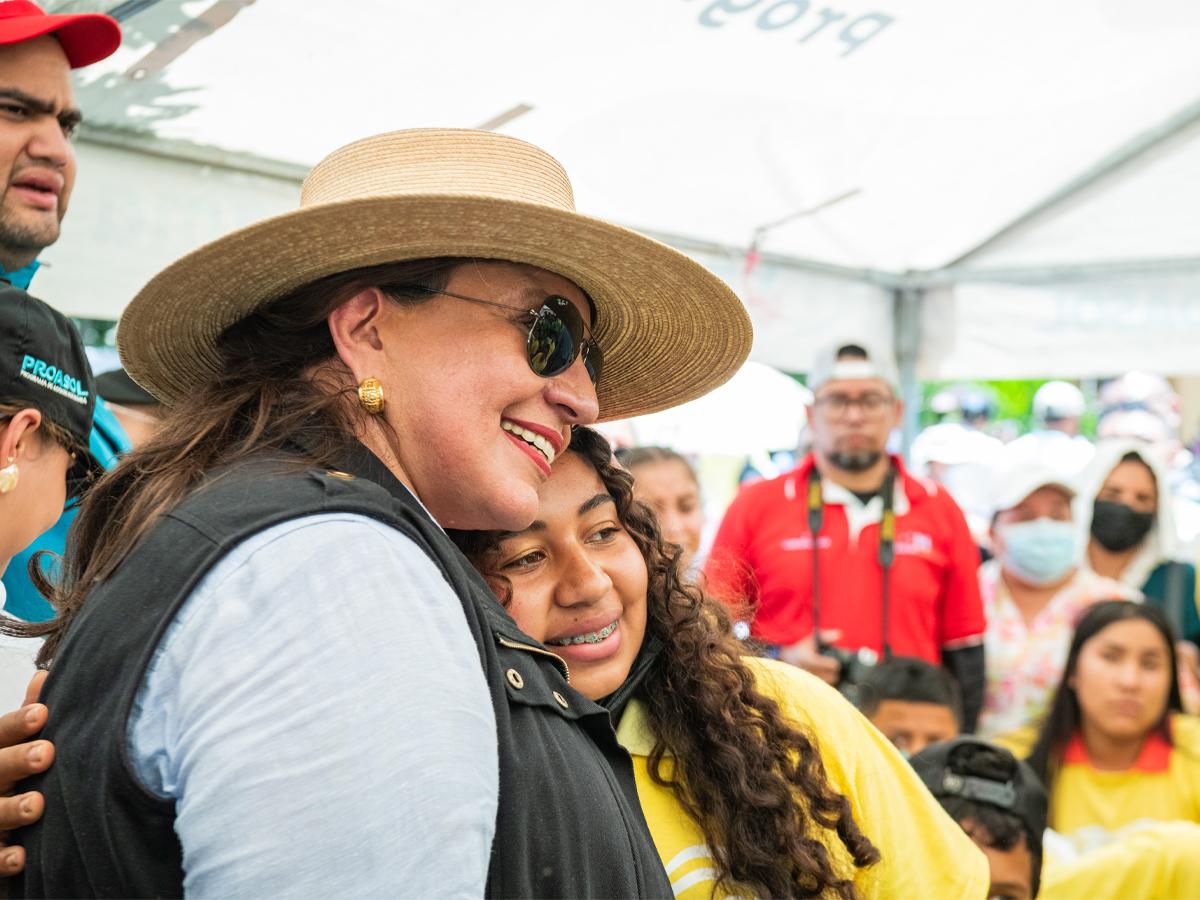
[1,284,99,489]
[910,737,1047,843]
[95,368,158,406]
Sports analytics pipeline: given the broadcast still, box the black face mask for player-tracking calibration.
[1091,499,1155,552]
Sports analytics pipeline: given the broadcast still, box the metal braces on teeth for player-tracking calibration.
[549,621,617,646]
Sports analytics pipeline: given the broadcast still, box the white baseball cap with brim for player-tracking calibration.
[117,129,753,422]
[990,460,1076,516]
[807,338,900,395]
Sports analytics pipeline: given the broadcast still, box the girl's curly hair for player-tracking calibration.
[451,426,879,898]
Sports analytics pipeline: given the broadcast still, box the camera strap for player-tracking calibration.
[807,462,896,658]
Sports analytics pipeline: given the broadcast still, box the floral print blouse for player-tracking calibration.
[977,560,1138,740]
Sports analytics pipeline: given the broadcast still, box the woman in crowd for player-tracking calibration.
[616,445,705,572]
[1022,601,1200,849]
[1078,440,1200,645]
[977,459,1135,740]
[0,292,94,589]
[452,426,989,899]
[1078,440,1200,711]
[8,129,752,897]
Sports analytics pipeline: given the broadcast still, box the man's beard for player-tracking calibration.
[827,449,884,472]
[0,203,61,263]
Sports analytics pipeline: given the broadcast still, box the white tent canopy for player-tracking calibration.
[34,0,1200,398]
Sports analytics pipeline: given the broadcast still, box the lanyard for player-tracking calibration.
[806,464,896,658]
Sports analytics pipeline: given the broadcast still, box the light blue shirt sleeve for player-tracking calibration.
[128,513,498,898]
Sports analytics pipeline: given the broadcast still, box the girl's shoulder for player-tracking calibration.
[741,656,865,734]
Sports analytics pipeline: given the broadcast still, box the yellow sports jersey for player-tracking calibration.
[1041,821,1200,900]
[1047,714,1200,848]
[615,657,989,899]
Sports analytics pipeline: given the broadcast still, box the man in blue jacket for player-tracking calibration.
[0,2,123,620]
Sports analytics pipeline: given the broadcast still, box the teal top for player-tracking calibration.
[0,259,40,291]
[1142,560,1200,645]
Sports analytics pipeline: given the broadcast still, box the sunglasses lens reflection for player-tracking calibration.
[529,314,575,378]
[527,298,600,386]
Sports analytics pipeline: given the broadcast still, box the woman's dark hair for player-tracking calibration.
[14,258,471,663]
[452,426,879,899]
[1026,600,1182,792]
[1118,449,1155,474]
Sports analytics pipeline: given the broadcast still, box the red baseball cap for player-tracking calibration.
[0,0,121,68]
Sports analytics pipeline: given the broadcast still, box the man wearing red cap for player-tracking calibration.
[0,1,120,286]
[0,0,120,875]
[0,2,128,627]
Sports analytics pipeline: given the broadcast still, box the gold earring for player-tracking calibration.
[0,456,17,494]
[358,377,386,415]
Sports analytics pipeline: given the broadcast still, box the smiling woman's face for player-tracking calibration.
[363,261,600,532]
[487,451,648,700]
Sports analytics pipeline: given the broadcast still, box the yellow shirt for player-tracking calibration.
[1045,714,1200,849]
[615,657,989,899]
[1041,821,1200,900]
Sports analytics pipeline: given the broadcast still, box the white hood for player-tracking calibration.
[1074,438,1181,588]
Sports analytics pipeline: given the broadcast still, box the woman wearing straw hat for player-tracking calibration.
[9,129,751,898]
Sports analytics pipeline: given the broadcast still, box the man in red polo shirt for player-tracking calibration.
[706,339,986,728]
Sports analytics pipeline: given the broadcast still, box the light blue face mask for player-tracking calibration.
[997,517,1078,586]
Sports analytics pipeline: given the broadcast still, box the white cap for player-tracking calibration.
[990,457,1076,515]
[1033,381,1085,421]
[808,339,899,394]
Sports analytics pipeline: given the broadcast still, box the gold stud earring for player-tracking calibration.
[357,377,386,415]
[0,456,17,494]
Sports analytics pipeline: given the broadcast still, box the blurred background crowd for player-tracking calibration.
[3,2,1200,897]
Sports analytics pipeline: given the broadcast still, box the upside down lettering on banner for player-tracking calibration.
[689,0,895,57]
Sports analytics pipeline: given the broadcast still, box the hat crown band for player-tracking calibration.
[301,129,576,211]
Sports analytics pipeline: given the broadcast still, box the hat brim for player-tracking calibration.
[118,194,753,422]
[994,478,1076,514]
[1,13,122,68]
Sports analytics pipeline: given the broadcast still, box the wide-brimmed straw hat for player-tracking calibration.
[118,128,752,421]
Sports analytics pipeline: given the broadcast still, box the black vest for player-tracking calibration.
[17,448,671,899]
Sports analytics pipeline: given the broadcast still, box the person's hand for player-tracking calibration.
[0,670,53,875]
[778,630,842,685]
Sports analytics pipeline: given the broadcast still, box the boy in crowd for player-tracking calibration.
[857,655,961,758]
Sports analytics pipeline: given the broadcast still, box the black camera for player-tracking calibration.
[820,645,880,704]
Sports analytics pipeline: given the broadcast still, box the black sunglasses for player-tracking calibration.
[398,285,603,386]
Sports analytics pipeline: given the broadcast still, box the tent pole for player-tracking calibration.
[893,285,923,459]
